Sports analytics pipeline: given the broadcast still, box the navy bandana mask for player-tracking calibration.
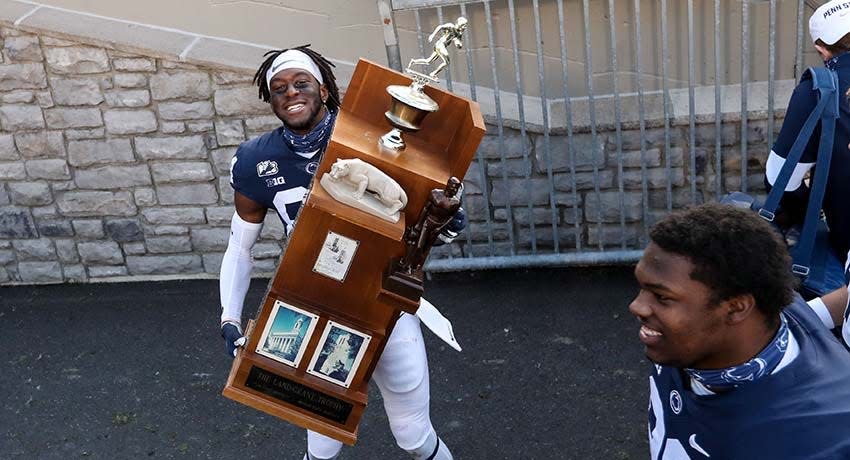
[685,313,789,391]
[282,107,336,156]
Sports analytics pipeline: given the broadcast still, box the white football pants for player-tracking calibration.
[306,312,436,459]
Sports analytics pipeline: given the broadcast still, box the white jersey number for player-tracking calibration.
[649,376,696,459]
[272,186,308,235]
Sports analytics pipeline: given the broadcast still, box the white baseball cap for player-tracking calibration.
[810,0,850,45]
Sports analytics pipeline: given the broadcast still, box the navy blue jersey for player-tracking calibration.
[230,127,322,234]
[770,52,850,260]
[648,296,850,459]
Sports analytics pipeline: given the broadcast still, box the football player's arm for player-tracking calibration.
[764,80,818,228]
[219,191,266,357]
[807,287,847,329]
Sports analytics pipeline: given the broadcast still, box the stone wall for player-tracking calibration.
[0,24,781,285]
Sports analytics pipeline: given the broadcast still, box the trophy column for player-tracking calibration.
[222,27,483,445]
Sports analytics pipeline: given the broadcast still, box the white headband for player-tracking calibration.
[265,49,323,90]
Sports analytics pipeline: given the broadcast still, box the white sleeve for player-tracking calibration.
[765,150,813,191]
[807,297,835,329]
[219,212,263,325]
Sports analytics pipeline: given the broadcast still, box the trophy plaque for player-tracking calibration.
[223,17,484,444]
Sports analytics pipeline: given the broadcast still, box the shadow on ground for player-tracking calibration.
[0,267,648,459]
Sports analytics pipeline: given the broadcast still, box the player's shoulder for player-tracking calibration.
[232,128,286,178]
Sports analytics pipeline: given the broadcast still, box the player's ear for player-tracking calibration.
[320,85,329,105]
[722,293,757,325]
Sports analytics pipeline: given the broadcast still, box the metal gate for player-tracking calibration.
[377,0,819,272]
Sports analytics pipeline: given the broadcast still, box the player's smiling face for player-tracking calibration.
[629,242,729,370]
[269,68,328,135]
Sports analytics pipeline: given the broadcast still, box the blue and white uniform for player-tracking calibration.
[648,296,850,459]
[229,126,321,235]
[767,52,850,262]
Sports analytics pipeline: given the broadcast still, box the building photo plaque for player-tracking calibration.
[255,300,319,368]
[307,321,372,389]
[312,231,359,282]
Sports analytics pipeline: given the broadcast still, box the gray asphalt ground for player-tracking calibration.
[1,267,649,459]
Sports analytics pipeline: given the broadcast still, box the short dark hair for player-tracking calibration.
[817,32,850,56]
[252,44,340,112]
[649,203,796,321]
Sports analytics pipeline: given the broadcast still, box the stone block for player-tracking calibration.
[487,159,531,178]
[88,265,128,278]
[213,71,253,85]
[215,119,245,146]
[8,182,51,206]
[205,206,234,225]
[50,77,104,105]
[617,126,687,151]
[64,127,105,140]
[57,191,136,216]
[0,267,10,282]
[25,159,70,180]
[31,205,58,218]
[536,132,606,173]
[122,242,146,255]
[151,161,213,184]
[161,122,185,134]
[74,165,152,189]
[147,225,188,236]
[2,90,34,104]
[126,254,203,275]
[260,216,285,240]
[149,72,212,101]
[158,101,215,121]
[78,241,123,264]
[190,227,229,251]
[145,235,191,253]
[113,73,147,88]
[134,188,156,206]
[3,35,42,62]
[13,239,55,260]
[43,47,109,74]
[0,62,47,90]
[253,242,282,259]
[583,191,644,223]
[203,253,224,274]
[0,249,14,264]
[609,148,662,169]
[62,264,87,282]
[219,177,234,204]
[68,139,135,167]
[214,87,270,116]
[0,105,44,130]
[587,224,644,247]
[55,239,79,263]
[36,219,73,237]
[112,58,156,72]
[35,90,53,108]
[490,178,559,207]
[103,109,157,134]
[244,115,280,131]
[188,120,216,134]
[105,219,144,242]
[253,258,277,273]
[14,131,65,159]
[141,207,205,225]
[695,122,739,147]
[156,183,218,205]
[135,135,206,160]
[476,131,532,160]
[210,147,236,174]
[17,261,63,283]
[44,107,102,129]
[495,207,559,226]
[0,162,27,180]
[0,185,8,205]
[72,219,103,239]
[104,89,150,108]
[552,170,615,192]
[0,134,17,160]
[621,167,686,190]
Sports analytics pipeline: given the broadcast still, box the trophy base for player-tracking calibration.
[379,259,424,314]
[380,128,406,151]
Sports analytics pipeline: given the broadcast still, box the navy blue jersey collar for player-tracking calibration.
[825,50,850,70]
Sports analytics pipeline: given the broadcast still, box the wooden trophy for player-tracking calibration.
[223,17,484,444]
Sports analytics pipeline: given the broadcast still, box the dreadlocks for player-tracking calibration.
[253,44,340,112]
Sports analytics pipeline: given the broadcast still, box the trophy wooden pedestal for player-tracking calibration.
[223,59,484,444]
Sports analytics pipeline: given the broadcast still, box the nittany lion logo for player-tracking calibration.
[257,160,279,177]
[306,161,320,174]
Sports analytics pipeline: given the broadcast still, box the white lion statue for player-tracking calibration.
[320,158,408,222]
